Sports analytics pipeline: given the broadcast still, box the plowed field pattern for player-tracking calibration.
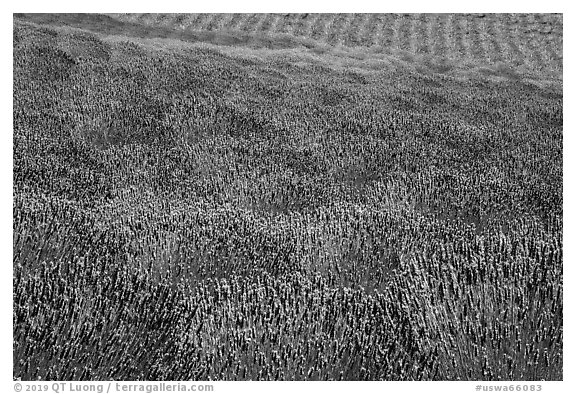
[106,13,562,72]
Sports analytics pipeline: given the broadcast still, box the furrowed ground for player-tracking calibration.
[13,14,562,380]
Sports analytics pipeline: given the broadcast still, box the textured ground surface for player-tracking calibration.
[13,14,562,381]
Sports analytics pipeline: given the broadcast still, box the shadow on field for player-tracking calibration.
[477,63,522,80]
[14,13,562,92]
[14,13,316,51]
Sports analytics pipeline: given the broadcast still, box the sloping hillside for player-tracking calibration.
[13,15,562,381]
